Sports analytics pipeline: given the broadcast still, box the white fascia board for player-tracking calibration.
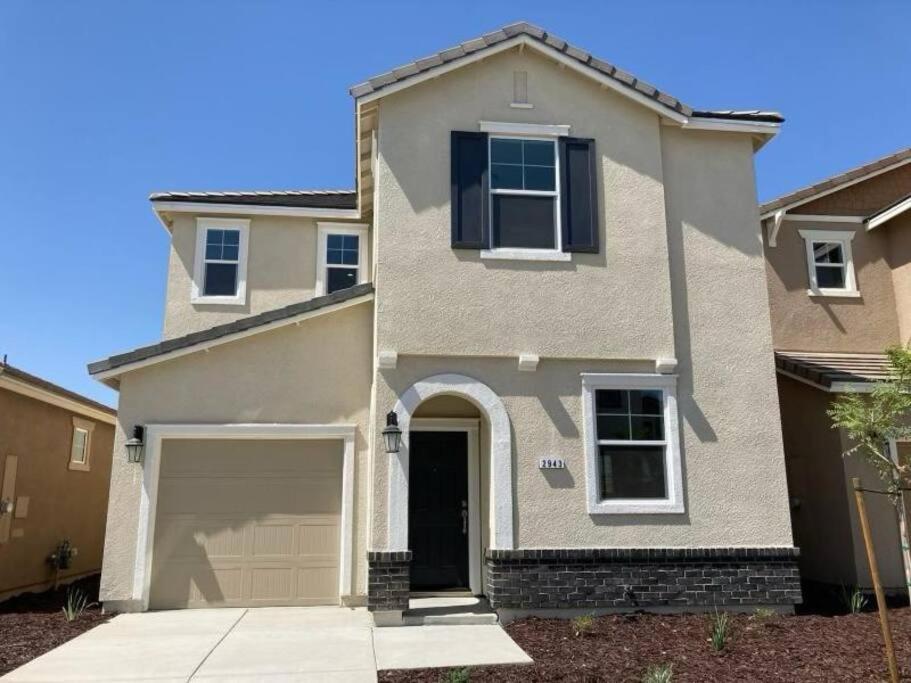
[355,35,689,125]
[759,156,911,220]
[0,374,116,424]
[152,201,360,223]
[679,117,781,136]
[91,293,374,383]
[783,214,866,223]
[867,196,911,230]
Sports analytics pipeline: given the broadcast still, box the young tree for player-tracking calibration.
[829,345,911,603]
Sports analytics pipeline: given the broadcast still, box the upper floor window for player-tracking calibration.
[798,229,858,298]
[316,223,368,296]
[69,417,94,472]
[489,137,559,252]
[582,373,683,515]
[191,218,250,305]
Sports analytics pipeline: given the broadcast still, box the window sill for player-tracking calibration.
[480,249,571,263]
[588,499,685,515]
[68,461,90,472]
[807,289,861,299]
[190,295,247,306]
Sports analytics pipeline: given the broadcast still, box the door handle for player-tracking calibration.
[461,500,468,535]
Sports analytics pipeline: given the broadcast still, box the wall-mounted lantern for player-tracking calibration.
[382,411,402,454]
[125,425,145,464]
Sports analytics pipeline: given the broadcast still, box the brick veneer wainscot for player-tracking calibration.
[485,547,802,610]
[367,551,412,612]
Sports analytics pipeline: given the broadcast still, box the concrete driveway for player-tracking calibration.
[3,607,531,682]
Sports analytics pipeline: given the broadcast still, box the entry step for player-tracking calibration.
[403,596,498,626]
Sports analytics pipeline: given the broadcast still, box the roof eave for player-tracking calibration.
[151,200,361,231]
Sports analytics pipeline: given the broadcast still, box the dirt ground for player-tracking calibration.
[380,608,911,682]
[0,575,109,677]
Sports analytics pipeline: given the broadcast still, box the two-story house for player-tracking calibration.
[88,23,800,623]
[761,146,911,596]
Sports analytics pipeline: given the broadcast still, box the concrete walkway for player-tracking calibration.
[3,606,531,682]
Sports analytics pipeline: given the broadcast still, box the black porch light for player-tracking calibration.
[382,411,402,454]
[125,425,145,464]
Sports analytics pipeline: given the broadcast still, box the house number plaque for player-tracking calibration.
[538,457,565,469]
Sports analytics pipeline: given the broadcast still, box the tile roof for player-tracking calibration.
[760,147,911,216]
[350,22,783,125]
[0,361,116,414]
[149,190,357,210]
[775,351,893,390]
[88,284,374,378]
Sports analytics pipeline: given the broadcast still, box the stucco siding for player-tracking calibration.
[887,211,911,345]
[162,213,369,339]
[795,163,911,216]
[764,221,900,353]
[373,47,675,361]
[100,302,374,604]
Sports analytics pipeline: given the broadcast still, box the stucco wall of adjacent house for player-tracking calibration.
[100,302,373,606]
[0,389,114,599]
[373,47,676,361]
[887,211,911,345]
[794,162,911,216]
[162,213,369,339]
[763,221,900,353]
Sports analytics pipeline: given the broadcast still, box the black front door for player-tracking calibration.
[409,431,469,591]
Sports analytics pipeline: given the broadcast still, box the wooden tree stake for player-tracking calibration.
[853,477,900,683]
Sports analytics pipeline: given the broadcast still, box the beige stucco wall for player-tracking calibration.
[0,389,114,598]
[373,47,675,361]
[100,302,373,605]
[162,213,368,339]
[764,221,900,353]
[887,211,911,345]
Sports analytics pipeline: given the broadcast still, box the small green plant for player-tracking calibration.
[642,663,673,683]
[571,613,594,637]
[61,586,95,622]
[708,610,730,651]
[840,585,869,614]
[752,607,776,620]
[441,667,470,683]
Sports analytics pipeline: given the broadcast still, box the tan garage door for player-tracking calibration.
[149,439,341,609]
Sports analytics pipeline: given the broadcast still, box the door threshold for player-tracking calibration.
[410,590,474,598]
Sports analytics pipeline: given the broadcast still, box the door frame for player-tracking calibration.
[133,423,356,611]
[410,418,482,595]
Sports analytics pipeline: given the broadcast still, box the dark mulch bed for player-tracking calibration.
[380,608,911,682]
[0,575,110,676]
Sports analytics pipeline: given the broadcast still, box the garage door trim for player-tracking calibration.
[132,423,356,611]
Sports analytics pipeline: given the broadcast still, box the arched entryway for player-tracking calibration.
[387,374,514,591]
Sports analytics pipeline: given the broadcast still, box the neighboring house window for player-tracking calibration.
[69,417,94,472]
[581,373,683,514]
[191,217,250,305]
[798,229,858,297]
[316,223,368,296]
[451,123,599,260]
[489,136,560,251]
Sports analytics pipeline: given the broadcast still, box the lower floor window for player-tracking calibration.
[582,374,683,514]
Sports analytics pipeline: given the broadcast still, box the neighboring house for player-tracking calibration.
[760,146,911,594]
[88,23,800,622]
[0,360,116,600]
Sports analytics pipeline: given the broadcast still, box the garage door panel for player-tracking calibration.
[149,439,343,609]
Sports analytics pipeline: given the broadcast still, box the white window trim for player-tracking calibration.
[798,229,859,298]
[69,417,95,472]
[581,373,684,515]
[315,223,369,297]
[191,217,250,306]
[485,132,564,261]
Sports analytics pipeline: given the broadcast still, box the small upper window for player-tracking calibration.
[489,136,559,251]
[799,229,858,297]
[192,218,250,305]
[316,223,368,296]
[69,418,94,471]
[582,374,683,515]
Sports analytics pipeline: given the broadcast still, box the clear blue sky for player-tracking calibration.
[1,1,908,407]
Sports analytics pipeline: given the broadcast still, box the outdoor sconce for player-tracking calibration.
[125,425,145,464]
[0,498,13,516]
[382,411,402,454]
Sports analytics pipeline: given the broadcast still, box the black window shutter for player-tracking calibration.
[559,137,599,253]
[451,131,489,249]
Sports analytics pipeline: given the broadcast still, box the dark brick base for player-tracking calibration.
[486,547,802,610]
[367,551,411,612]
